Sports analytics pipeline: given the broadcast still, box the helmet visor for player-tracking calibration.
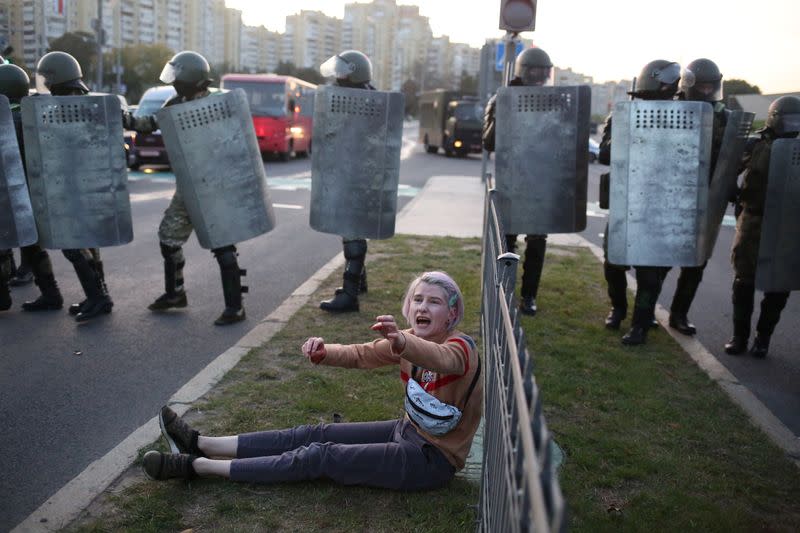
[652,62,681,86]
[777,113,800,135]
[519,66,553,87]
[159,62,180,84]
[680,67,722,101]
[35,73,50,94]
[320,55,356,80]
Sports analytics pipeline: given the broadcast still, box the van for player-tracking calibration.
[127,85,176,169]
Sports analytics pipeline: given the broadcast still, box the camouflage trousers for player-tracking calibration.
[158,188,194,248]
[731,213,761,282]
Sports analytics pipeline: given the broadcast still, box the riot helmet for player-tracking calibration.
[679,58,723,102]
[0,64,30,100]
[513,47,553,87]
[765,95,800,137]
[35,51,89,94]
[159,51,212,97]
[320,50,372,86]
[629,60,680,100]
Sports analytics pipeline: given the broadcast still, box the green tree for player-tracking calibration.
[459,71,478,95]
[723,79,761,96]
[117,44,174,103]
[47,31,98,83]
[275,61,325,85]
[401,79,419,117]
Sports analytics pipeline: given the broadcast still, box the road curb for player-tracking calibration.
[559,233,800,465]
[12,253,346,533]
[13,164,431,532]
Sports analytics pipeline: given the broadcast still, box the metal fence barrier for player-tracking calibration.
[477,178,567,532]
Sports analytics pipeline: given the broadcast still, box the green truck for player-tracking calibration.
[418,89,483,157]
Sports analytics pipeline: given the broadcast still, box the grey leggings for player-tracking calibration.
[230,419,455,491]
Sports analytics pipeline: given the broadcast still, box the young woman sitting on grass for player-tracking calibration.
[143,271,483,491]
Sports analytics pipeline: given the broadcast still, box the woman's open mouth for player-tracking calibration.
[415,316,431,326]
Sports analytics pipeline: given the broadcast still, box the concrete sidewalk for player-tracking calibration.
[15,174,798,532]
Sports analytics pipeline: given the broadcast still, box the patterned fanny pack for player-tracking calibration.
[404,358,481,437]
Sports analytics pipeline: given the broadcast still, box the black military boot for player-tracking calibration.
[20,248,63,311]
[149,244,188,311]
[67,253,113,322]
[9,261,33,287]
[668,313,696,336]
[748,335,770,358]
[518,235,546,317]
[321,239,366,313]
[622,305,652,346]
[21,273,64,311]
[749,291,790,358]
[519,296,537,316]
[0,252,11,311]
[605,307,626,329]
[724,324,750,355]
[669,265,704,335]
[213,246,247,326]
[359,266,368,294]
[724,279,755,355]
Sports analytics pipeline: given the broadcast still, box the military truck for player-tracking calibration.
[418,89,483,157]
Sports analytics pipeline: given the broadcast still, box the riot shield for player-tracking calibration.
[21,94,132,249]
[494,85,591,234]
[0,95,37,249]
[702,110,754,260]
[156,89,276,250]
[309,86,404,239]
[755,138,800,292]
[607,100,714,266]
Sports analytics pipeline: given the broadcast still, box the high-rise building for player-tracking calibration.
[185,0,225,66]
[343,0,398,90]
[14,0,69,68]
[241,25,281,73]
[224,6,242,70]
[285,10,341,71]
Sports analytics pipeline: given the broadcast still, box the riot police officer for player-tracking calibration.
[34,52,110,321]
[125,51,248,325]
[482,46,553,316]
[317,50,375,313]
[0,63,64,313]
[600,59,681,345]
[724,96,800,357]
[665,58,728,336]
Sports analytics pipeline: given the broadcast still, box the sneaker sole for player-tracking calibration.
[158,411,182,454]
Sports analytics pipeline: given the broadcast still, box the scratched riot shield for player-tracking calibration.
[309,86,404,239]
[755,138,800,291]
[702,110,754,260]
[156,89,276,249]
[608,100,714,266]
[21,94,132,249]
[0,95,37,248]
[494,85,591,234]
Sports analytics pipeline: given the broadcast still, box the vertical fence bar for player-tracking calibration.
[478,180,567,532]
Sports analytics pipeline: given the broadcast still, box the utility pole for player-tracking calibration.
[95,0,103,90]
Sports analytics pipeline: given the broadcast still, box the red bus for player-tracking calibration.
[220,74,316,161]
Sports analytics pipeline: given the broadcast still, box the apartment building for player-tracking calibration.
[8,0,487,94]
[284,10,341,71]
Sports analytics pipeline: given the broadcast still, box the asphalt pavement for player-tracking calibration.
[4,136,799,531]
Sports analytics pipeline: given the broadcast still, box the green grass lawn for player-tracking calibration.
[69,236,800,532]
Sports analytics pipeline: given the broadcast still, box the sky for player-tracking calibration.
[225,0,800,94]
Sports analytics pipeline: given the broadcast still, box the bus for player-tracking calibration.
[220,74,316,161]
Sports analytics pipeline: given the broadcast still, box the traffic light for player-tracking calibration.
[498,0,537,32]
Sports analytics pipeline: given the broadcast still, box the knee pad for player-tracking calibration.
[213,245,239,270]
[343,239,367,259]
[62,249,88,263]
[160,242,184,263]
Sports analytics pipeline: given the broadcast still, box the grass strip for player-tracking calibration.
[69,237,800,532]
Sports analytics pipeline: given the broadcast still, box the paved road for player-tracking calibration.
[579,162,800,436]
[0,123,480,530]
